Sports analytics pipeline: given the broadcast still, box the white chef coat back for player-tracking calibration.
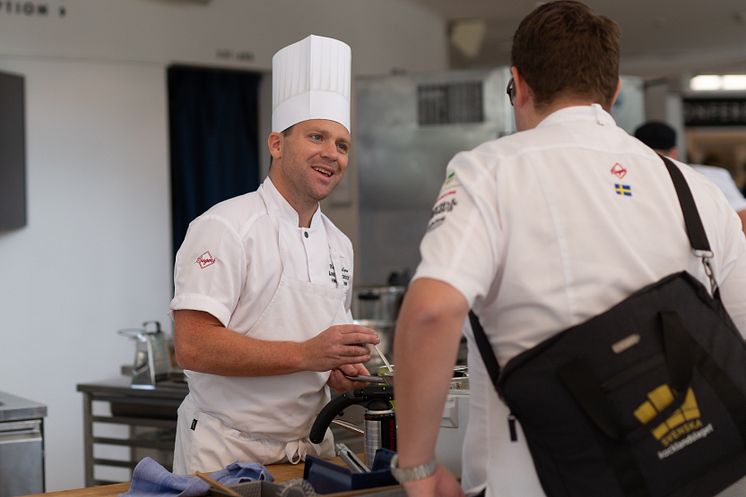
[413,104,746,497]
[692,164,746,212]
[170,178,354,437]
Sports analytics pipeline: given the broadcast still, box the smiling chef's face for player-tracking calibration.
[269,119,351,208]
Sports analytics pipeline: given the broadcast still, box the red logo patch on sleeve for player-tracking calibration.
[611,162,628,179]
[196,251,216,269]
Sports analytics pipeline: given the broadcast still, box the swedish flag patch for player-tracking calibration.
[614,184,632,197]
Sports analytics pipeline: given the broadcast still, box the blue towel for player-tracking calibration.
[212,461,273,486]
[119,457,274,497]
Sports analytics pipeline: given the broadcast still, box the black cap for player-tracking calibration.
[634,121,677,150]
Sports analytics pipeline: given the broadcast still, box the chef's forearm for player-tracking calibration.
[393,278,468,468]
[173,309,308,376]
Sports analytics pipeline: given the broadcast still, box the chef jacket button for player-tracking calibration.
[304,231,309,238]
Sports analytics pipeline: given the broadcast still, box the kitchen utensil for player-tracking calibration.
[345,366,469,389]
[352,320,394,370]
[331,419,365,435]
[310,386,395,466]
[344,374,389,385]
[336,443,370,473]
[372,344,393,373]
[118,321,171,388]
[362,401,396,466]
[279,479,317,496]
[196,471,241,497]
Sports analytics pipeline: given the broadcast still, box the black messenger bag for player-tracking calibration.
[471,156,746,497]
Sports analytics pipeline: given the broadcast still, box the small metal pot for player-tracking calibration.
[352,286,406,322]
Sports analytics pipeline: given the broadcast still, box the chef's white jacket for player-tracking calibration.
[171,177,354,330]
[169,178,354,439]
[413,104,746,497]
[692,164,746,212]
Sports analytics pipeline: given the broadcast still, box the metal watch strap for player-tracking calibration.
[390,454,437,483]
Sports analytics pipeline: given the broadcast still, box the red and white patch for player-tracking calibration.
[196,251,216,269]
[610,163,628,179]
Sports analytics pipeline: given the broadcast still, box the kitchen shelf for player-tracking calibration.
[77,378,187,486]
[91,415,177,429]
[92,458,137,469]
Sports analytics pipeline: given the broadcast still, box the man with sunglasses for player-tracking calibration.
[392,2,746,496]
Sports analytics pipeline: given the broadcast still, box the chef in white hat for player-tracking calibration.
[170,35,379,473]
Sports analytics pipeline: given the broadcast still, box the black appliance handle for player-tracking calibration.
[309,386,394,443]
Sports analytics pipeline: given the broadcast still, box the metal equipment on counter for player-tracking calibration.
[118,321,173,389]
[352,286,405,323]
[318,366,471,477]
[0,391,47,497]
[310,386,396,466]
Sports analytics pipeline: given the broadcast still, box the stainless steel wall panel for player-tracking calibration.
[356,68,513,285]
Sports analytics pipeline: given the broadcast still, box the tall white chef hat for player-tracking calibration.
[272,34,352,133]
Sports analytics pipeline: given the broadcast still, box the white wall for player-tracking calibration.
[0,0,447,491]
[0,0,447,74]
[0,58,172,489]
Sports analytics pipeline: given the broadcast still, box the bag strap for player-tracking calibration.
[469,311,500,390]
[659,154,719,297]
[470,155,722,387]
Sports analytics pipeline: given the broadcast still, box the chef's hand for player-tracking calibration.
[301,324,379,372]
[402,465,465,497]
[327,363,370,392]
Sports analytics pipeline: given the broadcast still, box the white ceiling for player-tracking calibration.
[407,0,746,81]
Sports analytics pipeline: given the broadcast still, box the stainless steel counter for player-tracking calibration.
[0,390,47,422]
[0,390,47,497]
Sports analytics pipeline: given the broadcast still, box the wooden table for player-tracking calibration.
[22,462,400,497]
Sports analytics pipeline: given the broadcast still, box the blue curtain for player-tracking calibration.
[168,65,262,258]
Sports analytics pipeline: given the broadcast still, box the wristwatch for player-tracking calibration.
[389,454,437,483]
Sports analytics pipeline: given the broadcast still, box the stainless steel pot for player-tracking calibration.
[352,286,405,322]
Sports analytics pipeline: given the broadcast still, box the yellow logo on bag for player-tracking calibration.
[634,385,707,448]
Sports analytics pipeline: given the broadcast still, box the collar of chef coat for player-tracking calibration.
[260,177,324,232]
[536,103,617,129]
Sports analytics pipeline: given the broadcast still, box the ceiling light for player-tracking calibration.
[722,75,746,90]
[690,74,746,91]
[690,75,721,91]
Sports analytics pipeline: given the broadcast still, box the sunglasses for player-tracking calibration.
[506,78,516,106]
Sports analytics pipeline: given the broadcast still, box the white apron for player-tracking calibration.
[173,192,350,474]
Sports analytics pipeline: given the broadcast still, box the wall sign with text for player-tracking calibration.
[683,97,746,127]
[0,1,67,17]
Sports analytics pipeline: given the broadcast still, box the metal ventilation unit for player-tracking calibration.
[417,81,485,125]
[355,68,513,285]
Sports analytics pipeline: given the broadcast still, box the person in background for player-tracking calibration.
[391,2,746,496]
[169,35,379,474]
[634,121,746,235]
